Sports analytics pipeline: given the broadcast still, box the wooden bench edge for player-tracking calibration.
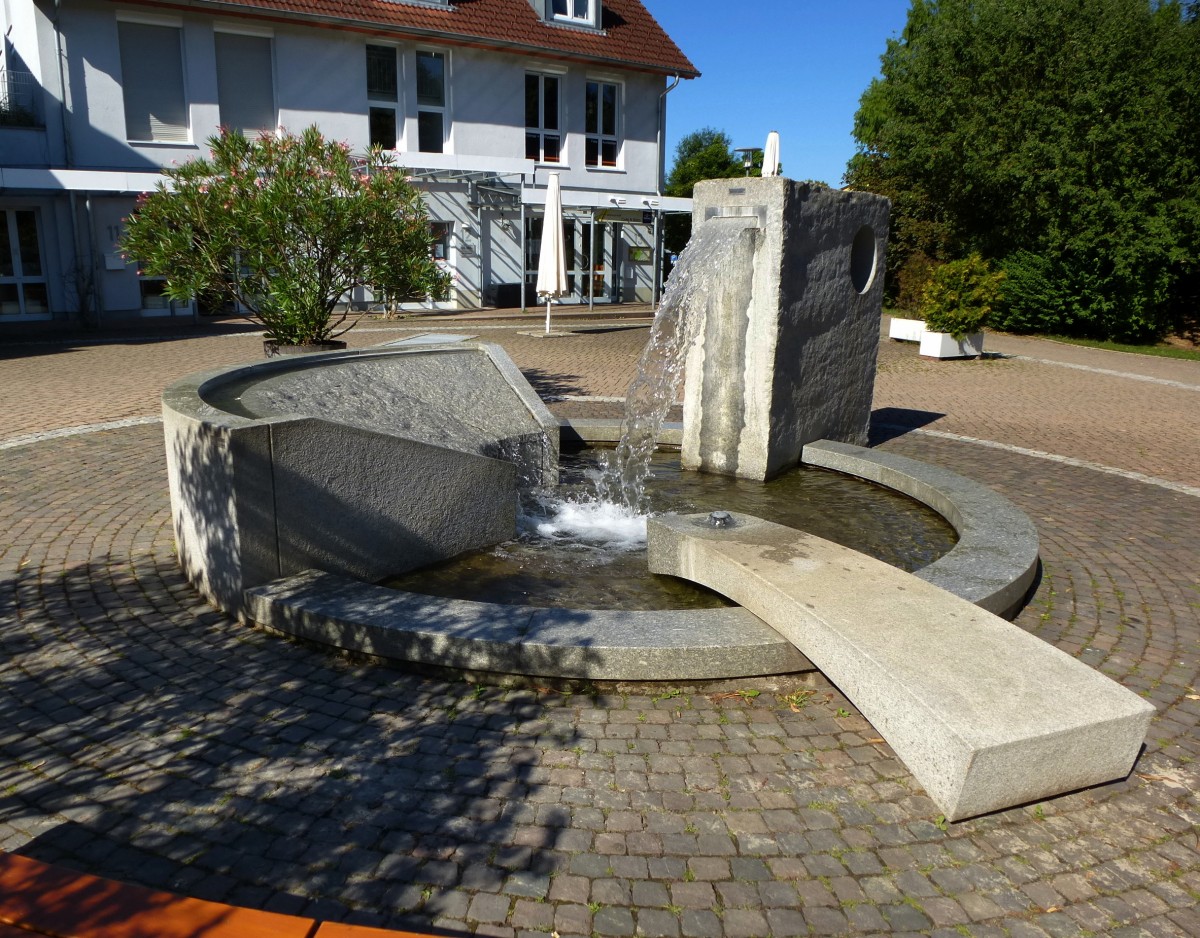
[0,851,443,938]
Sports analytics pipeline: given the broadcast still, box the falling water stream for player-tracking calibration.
[507,220,756,552]
[594,220,750,512]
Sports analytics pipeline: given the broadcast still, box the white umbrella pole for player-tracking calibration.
[535,172,566,336]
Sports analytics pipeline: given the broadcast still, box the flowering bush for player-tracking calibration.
[121,126,449,345]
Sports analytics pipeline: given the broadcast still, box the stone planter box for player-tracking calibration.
[888,317,926,342]
[920,330,984,359]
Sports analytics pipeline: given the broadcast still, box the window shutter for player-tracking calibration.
[215,33,275,135]
[118,22,188,143]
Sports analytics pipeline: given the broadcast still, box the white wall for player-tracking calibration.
[46,0,665,196]
[7,0,674,322]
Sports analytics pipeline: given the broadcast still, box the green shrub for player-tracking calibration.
[993,250,1178,343]
[992,251,1067,334]
[120,126,449,346]
[895,250,939,312]
[918,253,1005,339]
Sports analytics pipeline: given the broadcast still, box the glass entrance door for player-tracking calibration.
[575,221,609,303]
[525,214,614,304]
[0,209,50,320]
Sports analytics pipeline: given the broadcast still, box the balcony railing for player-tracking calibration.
[0,68,41,127]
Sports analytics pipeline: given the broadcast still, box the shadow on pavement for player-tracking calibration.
[0,545,587,930]
[868,407,945,445]
[518,367,590,400]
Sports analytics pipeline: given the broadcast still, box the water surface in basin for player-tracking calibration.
[384,449,958,610]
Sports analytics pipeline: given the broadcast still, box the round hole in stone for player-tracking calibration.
[850,225,877,294]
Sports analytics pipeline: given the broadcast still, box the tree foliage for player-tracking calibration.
[848,0,1200,341]
[121,126,449,345]
[662,128,747,256]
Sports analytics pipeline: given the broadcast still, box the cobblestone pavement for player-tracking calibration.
[1,315,1198,936]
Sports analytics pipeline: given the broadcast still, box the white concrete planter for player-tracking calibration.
[888,317,926,342]
[920,330,984,359]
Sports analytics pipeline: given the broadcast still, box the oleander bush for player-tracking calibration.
[121,126,448,346]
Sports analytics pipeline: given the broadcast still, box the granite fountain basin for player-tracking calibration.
[163,340,1039,684]
[162,342,559,619]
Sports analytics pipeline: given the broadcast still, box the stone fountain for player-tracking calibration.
[681,178,888,480]
[162,177,1152,820]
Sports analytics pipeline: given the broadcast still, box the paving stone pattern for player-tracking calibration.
[1,315,1198,936]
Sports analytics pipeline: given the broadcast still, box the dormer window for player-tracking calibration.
[548,0,599,28]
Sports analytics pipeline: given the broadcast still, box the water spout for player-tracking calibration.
[595,220,757,513]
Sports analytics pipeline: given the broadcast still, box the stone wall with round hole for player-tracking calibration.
[850,224,877,294]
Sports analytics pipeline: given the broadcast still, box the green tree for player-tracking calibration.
[848,0,1200,341]
[121,126,449,346]
[663,128,745,257]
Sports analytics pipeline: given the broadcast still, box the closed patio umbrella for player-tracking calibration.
[535,172,568,335]
[763,131,780,177]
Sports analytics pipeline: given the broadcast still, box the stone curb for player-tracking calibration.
[803,438,1040,617]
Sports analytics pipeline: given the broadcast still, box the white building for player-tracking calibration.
[0,0,697,330]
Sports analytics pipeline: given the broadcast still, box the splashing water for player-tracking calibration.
[520,220,754,547]
[524,491,647,551]
[518,455,646,552]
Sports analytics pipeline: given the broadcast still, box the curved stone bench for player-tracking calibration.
[646,511,1154,820]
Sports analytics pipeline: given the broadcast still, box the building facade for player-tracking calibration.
[0,0,697,330]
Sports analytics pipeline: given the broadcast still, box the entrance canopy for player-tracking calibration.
[520,186,691,215]
[518,186,691,311]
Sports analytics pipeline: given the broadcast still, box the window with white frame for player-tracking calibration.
[0,209,49,319]
[585,80,619,168]
[416,50,447,154]
[550,0,596,25]
[525,73,561,163]
[215,31,275,136]
[367,44,399,150]
[117,20,188,143]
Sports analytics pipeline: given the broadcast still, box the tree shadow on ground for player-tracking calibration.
[517,368,590,400]
[0,543,594,930]
[0,322,264,363]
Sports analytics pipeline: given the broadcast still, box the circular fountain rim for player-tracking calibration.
[244,419,1040,684]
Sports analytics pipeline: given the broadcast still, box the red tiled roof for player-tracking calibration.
[132,0,699,78]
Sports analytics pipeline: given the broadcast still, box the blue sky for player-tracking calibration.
[651,1,913,187]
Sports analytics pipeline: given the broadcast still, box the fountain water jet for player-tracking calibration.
[528,177,891,555]
[593,219,759,512]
